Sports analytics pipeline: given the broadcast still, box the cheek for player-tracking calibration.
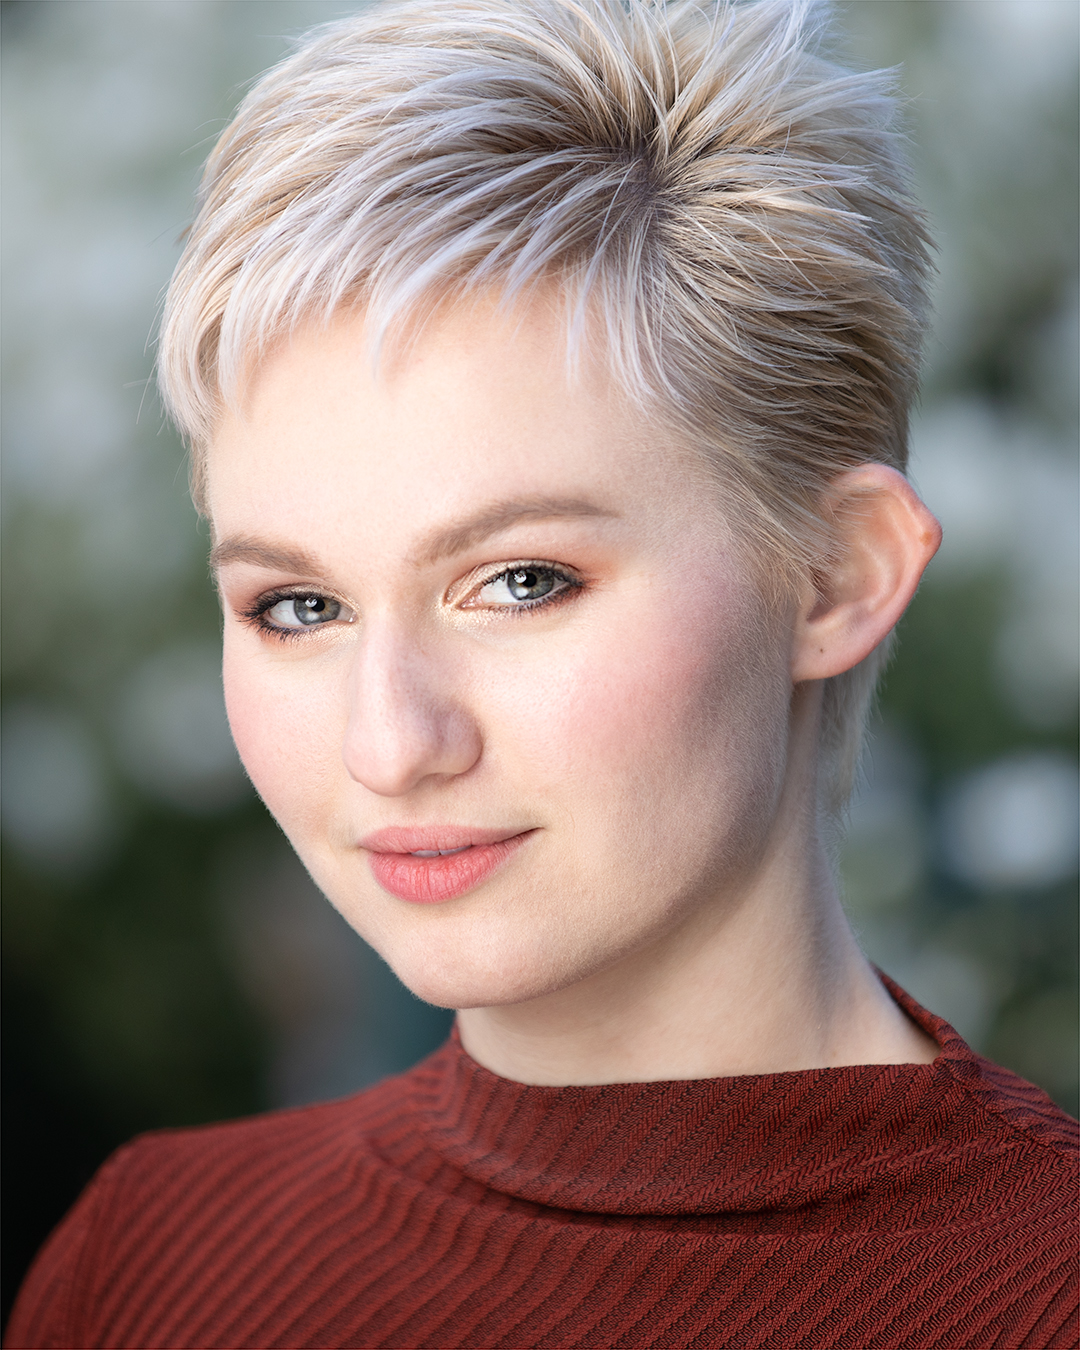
[498,576,788,816]
[222,637,343,825]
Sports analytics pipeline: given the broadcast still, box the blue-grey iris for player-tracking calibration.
[507,568,555,602]
[294,595,340,625]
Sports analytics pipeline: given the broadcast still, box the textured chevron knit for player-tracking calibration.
[6,977,1078,1350]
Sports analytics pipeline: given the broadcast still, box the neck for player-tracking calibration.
[457,689,938,1086]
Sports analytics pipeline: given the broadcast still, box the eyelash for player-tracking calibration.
[240,588,347,643]
[469,561,583,616]
[240,562,582,642]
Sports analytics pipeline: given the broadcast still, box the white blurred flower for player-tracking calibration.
[941,752,1080,889]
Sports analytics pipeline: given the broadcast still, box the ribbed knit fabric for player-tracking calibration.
[6,977,1078,1349]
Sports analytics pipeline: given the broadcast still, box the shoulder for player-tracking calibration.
[949,1051,1080,1161]
[106,1085,389,1186]
[940,1049,1078,1228]
[3,1050,445,1350]
[89,1031,452,1193]
[82,1074,410,1220]
[887,973,1078,1166]
[926,1003,1078,1183]
[925,1055,1079,1348]
[880,975,1077,1297]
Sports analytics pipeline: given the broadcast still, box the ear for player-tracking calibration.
[791,464,942,683]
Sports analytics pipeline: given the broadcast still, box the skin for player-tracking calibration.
[207,297,942,1086]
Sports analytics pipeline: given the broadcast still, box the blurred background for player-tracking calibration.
[2,0,1077,1322]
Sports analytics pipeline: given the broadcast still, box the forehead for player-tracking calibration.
[204,299,723,556]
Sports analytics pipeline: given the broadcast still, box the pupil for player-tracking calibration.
[507,568,554,601]
[295,595,339,625]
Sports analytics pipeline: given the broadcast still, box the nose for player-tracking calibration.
[341,619,482,797]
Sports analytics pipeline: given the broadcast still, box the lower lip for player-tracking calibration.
[367,833,531,904]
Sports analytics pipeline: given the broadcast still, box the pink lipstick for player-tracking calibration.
[361,827,533,903]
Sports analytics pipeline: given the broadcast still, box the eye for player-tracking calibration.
[474,565,575,609]
[252,592,354,633]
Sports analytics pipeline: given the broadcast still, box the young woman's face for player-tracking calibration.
[207,301,798,1009]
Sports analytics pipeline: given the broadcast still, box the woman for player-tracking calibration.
[8,0,1076,1346]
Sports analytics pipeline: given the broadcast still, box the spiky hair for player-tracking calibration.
[158,0,932,805]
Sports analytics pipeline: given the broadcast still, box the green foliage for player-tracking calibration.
[883,571,1077,782]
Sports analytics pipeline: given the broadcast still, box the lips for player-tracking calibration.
[360,827,533,904]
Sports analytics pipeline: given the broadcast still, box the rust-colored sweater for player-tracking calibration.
[6,980,1078,1349]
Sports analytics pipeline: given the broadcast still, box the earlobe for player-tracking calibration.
[791,464,942,683]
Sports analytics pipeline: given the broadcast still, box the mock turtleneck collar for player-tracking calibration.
[384,977,1053,1226]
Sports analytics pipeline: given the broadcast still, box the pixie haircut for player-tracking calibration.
[158,0,932,808]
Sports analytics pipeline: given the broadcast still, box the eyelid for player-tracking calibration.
[240,584,355,636]
[456,559,582,609]
[243,583,338,613]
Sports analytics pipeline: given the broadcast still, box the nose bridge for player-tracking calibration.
[342,611,480,796]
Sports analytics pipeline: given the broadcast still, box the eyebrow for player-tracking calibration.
[415,497,616,565]
[209,498,616,576]
[208,538,323,575]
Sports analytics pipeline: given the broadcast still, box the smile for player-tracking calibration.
[360,828,534,904]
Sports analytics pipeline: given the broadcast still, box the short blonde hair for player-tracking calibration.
[158,0,932,808]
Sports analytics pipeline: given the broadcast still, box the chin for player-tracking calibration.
[382,952,556,1013]
[375,921,604,1012]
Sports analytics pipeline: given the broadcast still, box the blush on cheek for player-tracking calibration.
[580,575,775,751]
[222,647,326,830]
[222,663,279,805]
[557,575,788,835]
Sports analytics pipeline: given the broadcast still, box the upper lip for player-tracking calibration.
[358,826,532,854]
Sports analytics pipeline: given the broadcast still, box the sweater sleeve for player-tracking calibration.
[4,1143,135,1350]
